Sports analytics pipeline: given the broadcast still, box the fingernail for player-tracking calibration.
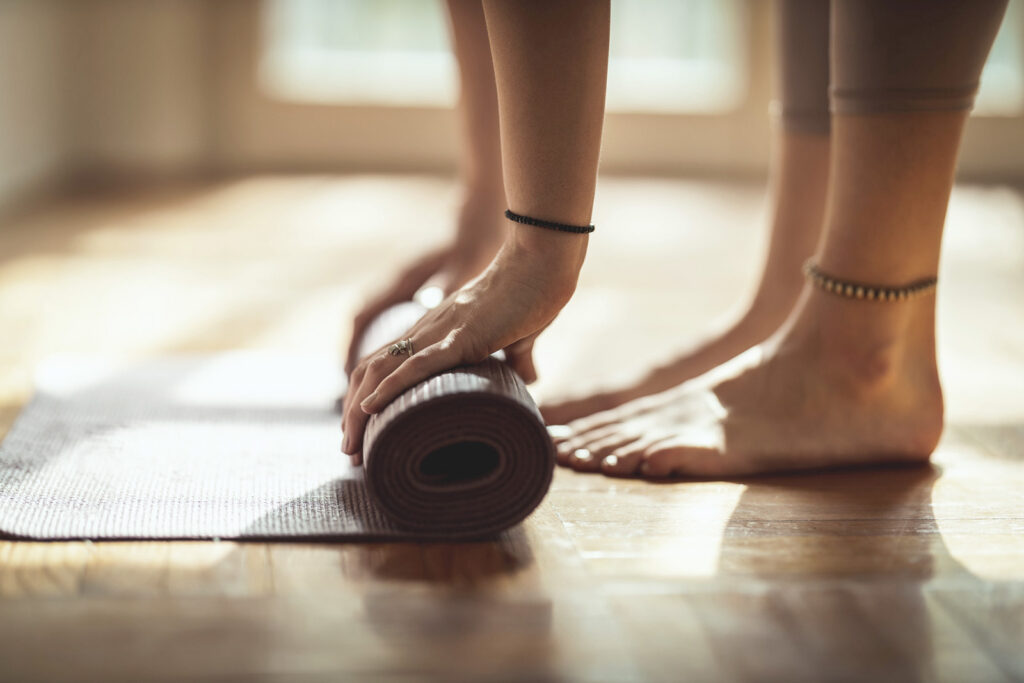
[547,425,572,440]
[360,392,377,410]
[573,448,592,463]
[342,435,350,453]
[639,462,651,476]
[603,455,619,468]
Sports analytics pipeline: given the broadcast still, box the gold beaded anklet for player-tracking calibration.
[803,261,937,301]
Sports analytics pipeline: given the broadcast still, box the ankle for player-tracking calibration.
[774,290,945,457]
[787,290,939,398]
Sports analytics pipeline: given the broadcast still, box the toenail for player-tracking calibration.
[547,425,572,440]
[603,455,619,468]
[573,448,592,463]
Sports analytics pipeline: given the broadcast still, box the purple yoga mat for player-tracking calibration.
[0,306,554,540]
[355,302,555,538]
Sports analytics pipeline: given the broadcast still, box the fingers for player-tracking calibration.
[504,336,538,383]
[341,245,571,461]
[342,329,467,457]
[341,354,370,419]
[344,248,450,373]
[341,347,407,456]
[359,338,463,414]
[344,327,477,458]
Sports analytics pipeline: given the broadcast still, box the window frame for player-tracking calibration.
[205,1,1024,182]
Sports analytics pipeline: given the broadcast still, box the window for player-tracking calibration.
[261,0,746,113]
[261,0,1024,116]
[977,0,1024,115]
[262,0,455,106]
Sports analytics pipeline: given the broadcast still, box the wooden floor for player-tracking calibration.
[1,175,1022,682]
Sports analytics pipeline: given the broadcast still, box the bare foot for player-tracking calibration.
[552,290,944,478]
[542,131,831,426]
[540,296,795,426]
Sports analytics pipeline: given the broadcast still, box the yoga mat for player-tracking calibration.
[355,301,555,537]
[0,354,400,540]
[0,307,553,540]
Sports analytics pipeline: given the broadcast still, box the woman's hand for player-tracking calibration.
[342,229,587,463]
[343,229,502,374]
[344,248,445,375]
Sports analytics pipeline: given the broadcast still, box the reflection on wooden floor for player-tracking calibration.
[1,176,1022,682]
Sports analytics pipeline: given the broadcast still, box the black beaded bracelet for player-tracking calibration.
[504,209,595,234]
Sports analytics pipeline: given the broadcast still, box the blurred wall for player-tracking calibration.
[66,0,212,176]
[0,0,68,213]
[1,0,1022,217]
[207,0,776,179]
[0,0,214,215]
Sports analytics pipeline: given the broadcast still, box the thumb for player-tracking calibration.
[504,335,539,384]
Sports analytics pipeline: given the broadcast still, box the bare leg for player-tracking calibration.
[483,0,608,227]
[342,0,609,457]
[556,0,1007,478]
[472,0,610,382]
[445,0,506,272]
[558,113,954,477]
[345,0,504,372]
[542,0,831,424]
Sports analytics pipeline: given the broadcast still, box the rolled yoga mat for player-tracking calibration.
[0,305,553,540]
[354,301,556,538]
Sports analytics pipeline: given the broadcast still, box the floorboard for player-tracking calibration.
[0,175,1021,682]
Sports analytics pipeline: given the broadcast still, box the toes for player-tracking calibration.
[555,436,581,465]
[550,397,662,464]
[638,443,725,479]
[637,442,684,478]
[584,432,642,462]
[554,426,600,464]
[567,431,646,474]
[567,447,601,473]
[547,424,573,442]
[638,453,671,478]
[548,425,574,457]
[596,436,662,478]
[598,450,644,478]
[555,424,626,466]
